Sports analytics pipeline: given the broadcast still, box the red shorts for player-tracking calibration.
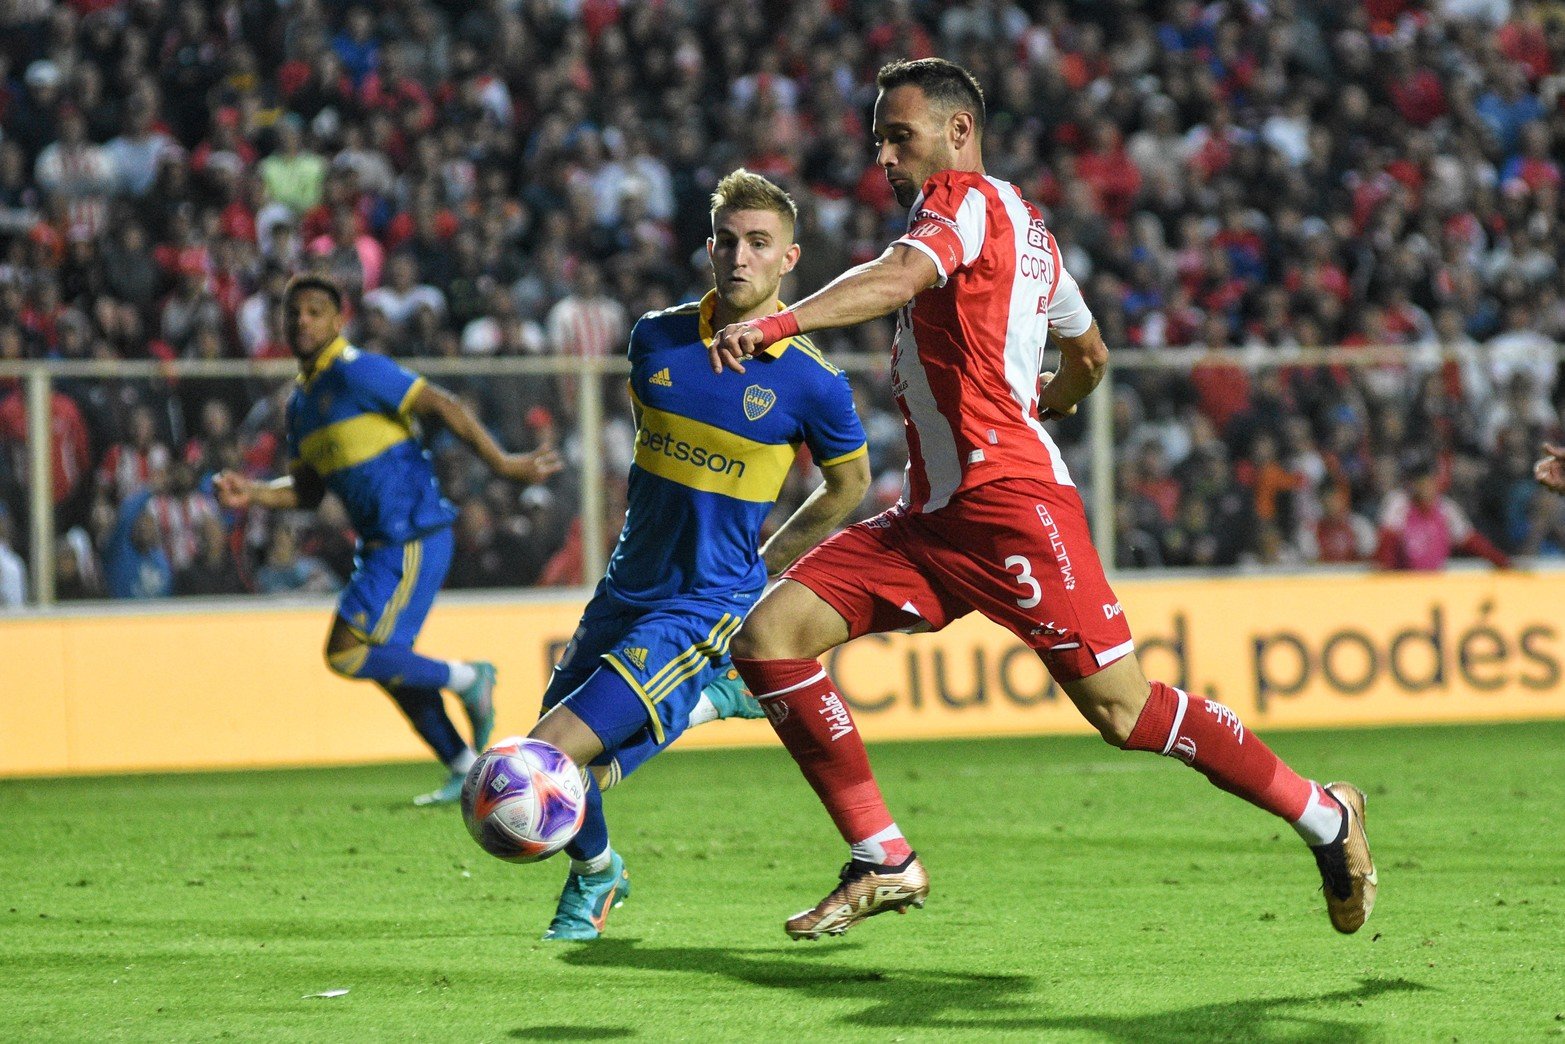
[786,477,1134,683]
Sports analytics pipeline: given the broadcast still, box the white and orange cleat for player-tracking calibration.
[785,854,930,940]
[1311,782,1378,934]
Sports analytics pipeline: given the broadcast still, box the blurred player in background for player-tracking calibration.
[216,275,561,805]
[526,170,872,940]
[713,59,1377,940]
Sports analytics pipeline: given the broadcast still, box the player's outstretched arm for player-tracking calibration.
[1535,442,1565,494]
[410,382,563,484]
[214,465,324,511]
[1038,322,1110,421]
[709,244,940,374]
[759,453,872,578]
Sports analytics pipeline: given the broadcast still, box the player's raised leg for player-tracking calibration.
[325,531,498,804]
[1066,655,1376,932]
[731,576,929,941]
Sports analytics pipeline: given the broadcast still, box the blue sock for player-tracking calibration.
[565,770,609,863]
[358,644,452,690]
[380,684,466,764]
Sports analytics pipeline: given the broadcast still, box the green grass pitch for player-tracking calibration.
[2,721,1563,1042]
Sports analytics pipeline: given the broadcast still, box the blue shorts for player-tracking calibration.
[338,527,453,648]
[542,581,749,750]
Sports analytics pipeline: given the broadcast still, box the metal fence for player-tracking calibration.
[0,342,1552,608]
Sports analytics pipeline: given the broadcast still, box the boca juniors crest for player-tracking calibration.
[743,385,776,421]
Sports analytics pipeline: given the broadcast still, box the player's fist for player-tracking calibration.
[213,470,254,509]
[1534,442,1565,493]
[1037,370,1078,421]
[709,323,764,375]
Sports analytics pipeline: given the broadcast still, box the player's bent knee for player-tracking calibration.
[326,641,370,678]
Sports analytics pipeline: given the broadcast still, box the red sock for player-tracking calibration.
[1125,681,1313,821]
[733,656,908,859]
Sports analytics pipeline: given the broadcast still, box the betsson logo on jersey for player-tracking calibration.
[637,425,747,477]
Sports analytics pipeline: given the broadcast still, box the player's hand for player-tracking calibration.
[1037,371,1078,421]
[213,470,254,509]
[497,446,564,485]
[709,322,764,375]
[1534,442,1565,493]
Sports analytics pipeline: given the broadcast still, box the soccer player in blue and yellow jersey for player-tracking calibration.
[522,170,873,940]
[215,275,562,805]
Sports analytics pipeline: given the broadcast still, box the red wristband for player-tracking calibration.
[746,310,801,349]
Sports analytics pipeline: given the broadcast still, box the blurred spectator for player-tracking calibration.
[1376,460,1512,571]
[174,514,246,596]
[104,488,173,599]
[255,525,340,595]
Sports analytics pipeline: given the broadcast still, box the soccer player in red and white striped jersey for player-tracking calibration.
[712,58,1376,941]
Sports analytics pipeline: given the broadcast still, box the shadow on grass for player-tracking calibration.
[551,941,1428,1040]
[508,1028,634,1041]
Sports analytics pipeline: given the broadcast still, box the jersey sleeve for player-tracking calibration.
[1047,264,1094,338]
[895,171,987,287]
[626,315,649,362]
[800,365,868,468]
[354,352,425,416]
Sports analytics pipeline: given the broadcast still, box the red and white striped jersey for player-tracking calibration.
[890,170,1094,512]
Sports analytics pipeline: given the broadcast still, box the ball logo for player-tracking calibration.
[743,385,777,421]
[489,773,510,792]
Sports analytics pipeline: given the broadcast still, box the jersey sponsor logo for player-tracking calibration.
[649,367,673,387]
[1102,602,1123,619]
[638,427,747,478]
[1034,504,1076,591]
[622,646,649,671]
[742,385,776,421]
[1026,217,1049,250]
[818,690,854,740]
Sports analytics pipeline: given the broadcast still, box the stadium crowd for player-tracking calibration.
[2,0,1565,605]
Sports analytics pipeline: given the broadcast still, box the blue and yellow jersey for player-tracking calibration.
[285,336,457,545]
[606,291,868,605]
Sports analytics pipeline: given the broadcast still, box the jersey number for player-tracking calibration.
[1005,555,1042,609]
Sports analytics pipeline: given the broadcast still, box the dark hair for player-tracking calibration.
[876,58,986,132]
[283,273,344,311]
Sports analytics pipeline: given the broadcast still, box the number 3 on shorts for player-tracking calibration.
[1004,554,1042,609]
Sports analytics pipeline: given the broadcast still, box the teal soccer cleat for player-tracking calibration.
[412,771,464,807]
[704,667,764,720]
[457,661,498,751]
[542,851,631,941]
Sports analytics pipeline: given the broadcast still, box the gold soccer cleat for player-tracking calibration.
[1312,782,1378,934]
[785,855,930,940]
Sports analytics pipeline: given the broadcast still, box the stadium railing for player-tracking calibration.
[0,343,1547,608]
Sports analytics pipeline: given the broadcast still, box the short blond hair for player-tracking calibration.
[710,168,797,231]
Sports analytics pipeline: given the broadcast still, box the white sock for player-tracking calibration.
[570,846,613,876]
[446,661,478,691]
[448,747,476,776]
[1292,782,1346,847]
[688,693,719,726]
[850,824,908,865]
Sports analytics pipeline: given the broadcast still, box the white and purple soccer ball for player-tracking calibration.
[460,737,587,863]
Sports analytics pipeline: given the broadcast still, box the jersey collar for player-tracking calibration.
[698,289,797,358]
[297,335,350,385]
